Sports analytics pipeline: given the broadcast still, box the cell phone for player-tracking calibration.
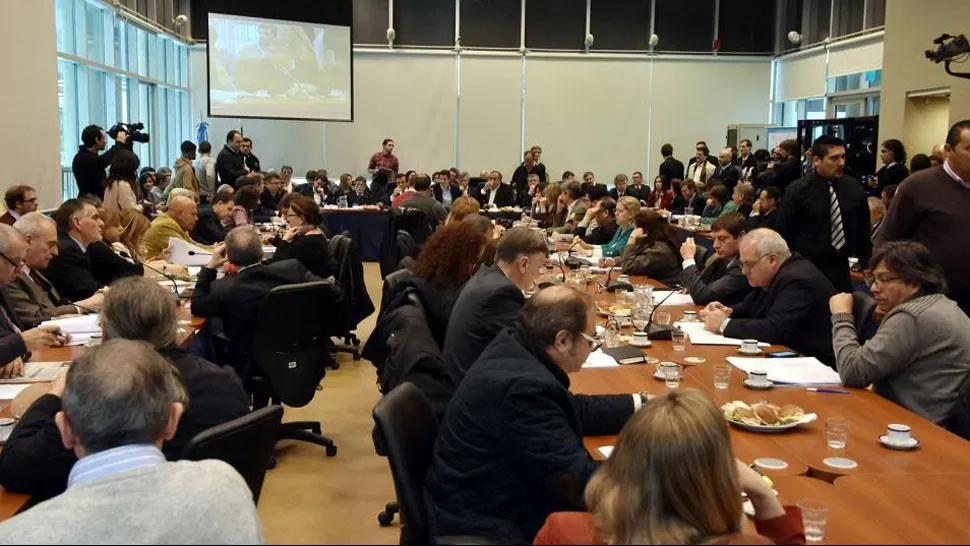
[766,350,798,358]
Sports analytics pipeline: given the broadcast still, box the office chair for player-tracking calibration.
[250,281,341,457]
[329,233,375,362]
[180,405,284,504]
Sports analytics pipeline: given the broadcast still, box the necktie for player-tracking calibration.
[829,184,845,251]
[0,302,20,335]
[29,270,47,291]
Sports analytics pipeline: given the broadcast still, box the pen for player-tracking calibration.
[806,387,850,394]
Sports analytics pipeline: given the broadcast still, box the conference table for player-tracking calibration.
[571,274,970,544]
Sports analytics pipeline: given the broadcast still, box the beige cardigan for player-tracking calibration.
[103,180,141,213]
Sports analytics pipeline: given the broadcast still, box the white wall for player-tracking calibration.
[1,0,61,207]
[189,48,771,180]
[904,96,951,157]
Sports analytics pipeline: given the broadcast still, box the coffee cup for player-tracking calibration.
[632,331,648,343]
[887,423,911,444]
[741,339,759,352]
[659,361,678,377]
[682,310,698,322]
[749,370,768,386]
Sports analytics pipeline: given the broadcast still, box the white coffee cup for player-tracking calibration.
[749,370,768,386]
[632,331,648,342]
[741,339,759,352]
[887,423,911,444]
[682,310,698,322]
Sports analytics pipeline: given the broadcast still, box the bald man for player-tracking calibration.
[713,147,741,192]
[143,195,211,260]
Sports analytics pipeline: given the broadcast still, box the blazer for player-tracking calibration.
[43,233,101,302]
[619,240,682,284]
[576,219,618,246]
[874,163,910,194]
[191,205,229,245]
[474,183,516,208]
[0,212,16,226]
[713,164,742,191]
[0,347,250,500]
[346,188,376,206]
[87,240,143,286]
[3,271,77,328]
[143,212,211,260]
[442,264,524,386]
[771,158,802,194]
[428,328,635,542]
[215,145,248,186]
[686,161,716,188]
[671,194,707,215]
[724,255,836,366]
[269,232,333,279]
[679,256,751,306]
[0,292,27,368]
[658,156,685,186]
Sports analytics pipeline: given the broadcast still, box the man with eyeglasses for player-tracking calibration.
[0,224,69,379]
[699,228,837,366]
[43,199,106,302]
[1,185,39,226]
[428,285,643,543]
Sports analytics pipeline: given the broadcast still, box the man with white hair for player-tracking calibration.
[699,228,837,365]
[143,194,209,260]
[4,213,103,327]
[867,196,886,244]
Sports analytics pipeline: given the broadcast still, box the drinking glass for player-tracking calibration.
[671,328,687,351]
[825,417,849,450]
[663,363,683,389]
[797,499,829,543]
[654,310,671,327]
[603,315,621,349]
[632,306,650,333]
[713,364,731,390]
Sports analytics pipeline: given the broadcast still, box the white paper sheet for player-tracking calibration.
[583,349,619,368]
[40,314,101,335]
[675,321,770,347]
[0,384,31,399]
[187,266,202,277]
[598,446,614,458]
[0,362,68,384]
[726,356,842,385]
[653,290,696,306]
[168,237,212,266]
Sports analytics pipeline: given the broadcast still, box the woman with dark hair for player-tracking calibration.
[619,209,683,284]
[668,179,686,213]
[268,194,331,278]
[872,138,910,195]
[229,185,260,227]
[909,153,932,173]
[103,151,142,213]
[646,176,673,210]
[829,241,970,425]
[411,222,490,326]
[533,184,563,229]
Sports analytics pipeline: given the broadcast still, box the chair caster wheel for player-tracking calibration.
[378,511,394,526]
[326,444,337,457]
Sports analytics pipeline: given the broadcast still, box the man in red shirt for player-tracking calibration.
[368,138,400,201]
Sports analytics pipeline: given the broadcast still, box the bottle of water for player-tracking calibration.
[338,195,348,208]
[604,314,621,349]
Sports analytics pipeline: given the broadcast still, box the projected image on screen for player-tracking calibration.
[207,13,352,121]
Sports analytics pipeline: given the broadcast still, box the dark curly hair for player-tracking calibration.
[412,222,489,291]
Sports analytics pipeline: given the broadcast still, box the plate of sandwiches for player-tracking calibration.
[597,304,632,317]
[721,401,817,432]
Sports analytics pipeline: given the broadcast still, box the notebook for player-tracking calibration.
[603,346,648,365]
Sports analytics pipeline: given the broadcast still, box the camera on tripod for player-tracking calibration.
[107,122,150,147]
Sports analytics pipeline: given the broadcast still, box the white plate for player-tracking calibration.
[629,338,652,347]
[684,356,706,365]
[743,378,774,390]
[879,434,920,450]
[726,413,817,433]
[737,347,763,355]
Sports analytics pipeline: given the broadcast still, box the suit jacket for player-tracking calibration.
[432,183,463,205]
[428,328,634,542]
[0,347,249,499]
[143,212,210,260]
[191,206,229,245]
[474,184,515,208]
[723,255,836,366]
[874,163,910,194]
[215,145,248,186]
[43,233,101,302]
[752,209,778,231]
[671,194,707,215]
[87,240,143,286]
[346,189,376,206]
[659,157,685,186]
[713,164,742,191]
[443,264,525,386]
[0,292,27,367]
[3,271,77,328]
[771,158,803,194]
[0,212,15,226]
[679,256,751,306]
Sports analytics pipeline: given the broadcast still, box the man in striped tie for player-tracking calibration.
[774,135,872,292]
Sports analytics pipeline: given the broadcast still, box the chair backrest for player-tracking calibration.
[179,405,283,504]
[394,207,437,246]
[252,281,342,407]
[372,382,439,545]
[694,244,709,265]
[330,233,375,328]
[852,290,877,335]
[380,268,414,314]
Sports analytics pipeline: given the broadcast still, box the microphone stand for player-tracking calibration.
[644,285,681,340]
[130,252,183,300]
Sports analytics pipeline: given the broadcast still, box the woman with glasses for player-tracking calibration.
[267,194,331,279]
[829,241,970,425]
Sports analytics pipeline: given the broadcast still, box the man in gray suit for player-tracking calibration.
[5,213,103,327]
[0,339,263,544]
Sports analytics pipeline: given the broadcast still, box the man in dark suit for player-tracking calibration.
[700,228,836,366]
[347,176,376,206]
[510,150,547,198]
[443,228,549,386]
[580,172,608,200]
[215,130,249,186]
[750,185,780,231]
[43,199,106,302]
[607,174,633,201]
[474,171,516,209]
[678,212,751,306]
[428,285,639,543]
[657,144,684,189]
[770,139,803,194]
[713,148,742,192]
[776,135,872,293]
[738,139,757,181]
[191,192,235,245]
[672,179,707,215]
[5,213,103,327]
[432,171,463,207]
[190,227,319,378]
[1,185,39,226]
[628,172,649,202]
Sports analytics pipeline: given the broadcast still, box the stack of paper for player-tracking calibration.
[0,362,68,384]
[583,349,620,368]
[653,290,696,306]
[675,321,770,347]
[40,314,101,347]
[168,237,212,266]
[0,384,31,400]
[726,356,842,385]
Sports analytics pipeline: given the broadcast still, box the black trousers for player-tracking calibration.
[812,255,852,293]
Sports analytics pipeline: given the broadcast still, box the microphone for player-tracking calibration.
[187,250,212,256]
[137,257,183,300]
[563,240,592,269]
[644,285,682,340]
[604,265,633,292]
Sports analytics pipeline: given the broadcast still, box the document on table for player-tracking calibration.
[653,290,696,306]
[583,349,620,368]
[598,446,614,458]
[168,237,212,266]
[726,356,842,385]
[0,384,31,400]
[674,321,769,347]
[40,314,101,335]
[0,362,69,384]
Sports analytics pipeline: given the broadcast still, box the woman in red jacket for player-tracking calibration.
[646,176,673,210]
[535,389,805,545]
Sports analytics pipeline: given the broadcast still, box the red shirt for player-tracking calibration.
[647,190,674,210]
[369,151,399,174]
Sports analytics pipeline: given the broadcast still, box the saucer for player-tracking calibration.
[629,338,652,347]
[653,370,684,381]
[743,378,774,390]
[684,356,706,365]
[879,435,920,451]
[737,347,763,356]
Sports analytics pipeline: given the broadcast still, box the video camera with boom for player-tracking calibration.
[107,122,150,147]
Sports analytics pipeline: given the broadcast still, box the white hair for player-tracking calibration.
[742,228,791,259]
[867,196,886,218]
[12,212,55,238]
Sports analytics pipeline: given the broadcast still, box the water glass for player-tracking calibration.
[825,417,849,450]
[663,363,683,389]
[797,499,829,543]
[654,310,671,327]
[671,328,687,351]
[632,305,650,333]
[713,364,731,390]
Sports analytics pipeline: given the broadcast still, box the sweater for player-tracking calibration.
[619,240,682,284]
[601,225,633,258]
[877,165,970,316]
[0,460,262,544]
[832,293,970,424]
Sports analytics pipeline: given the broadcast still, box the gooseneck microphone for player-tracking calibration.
[123,250,183,299]
[644,285,681,340]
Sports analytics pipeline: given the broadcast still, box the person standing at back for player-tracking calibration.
[72,125,128,200]
[0,339,262,544]
[775,135,871,293]
[658,143,685,188]
[216,130,249,187]
[368,138,400,201]
[193,140,217,204]
[869,139,909,196]
[240,137,261,173]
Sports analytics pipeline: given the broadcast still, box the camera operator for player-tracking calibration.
[72,125,129,200]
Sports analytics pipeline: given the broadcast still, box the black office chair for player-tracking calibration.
[329,233,375,362]
[251,281,341,457]
[693,244,709,266]
[180,405,284,504]
[372,382,438,544]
